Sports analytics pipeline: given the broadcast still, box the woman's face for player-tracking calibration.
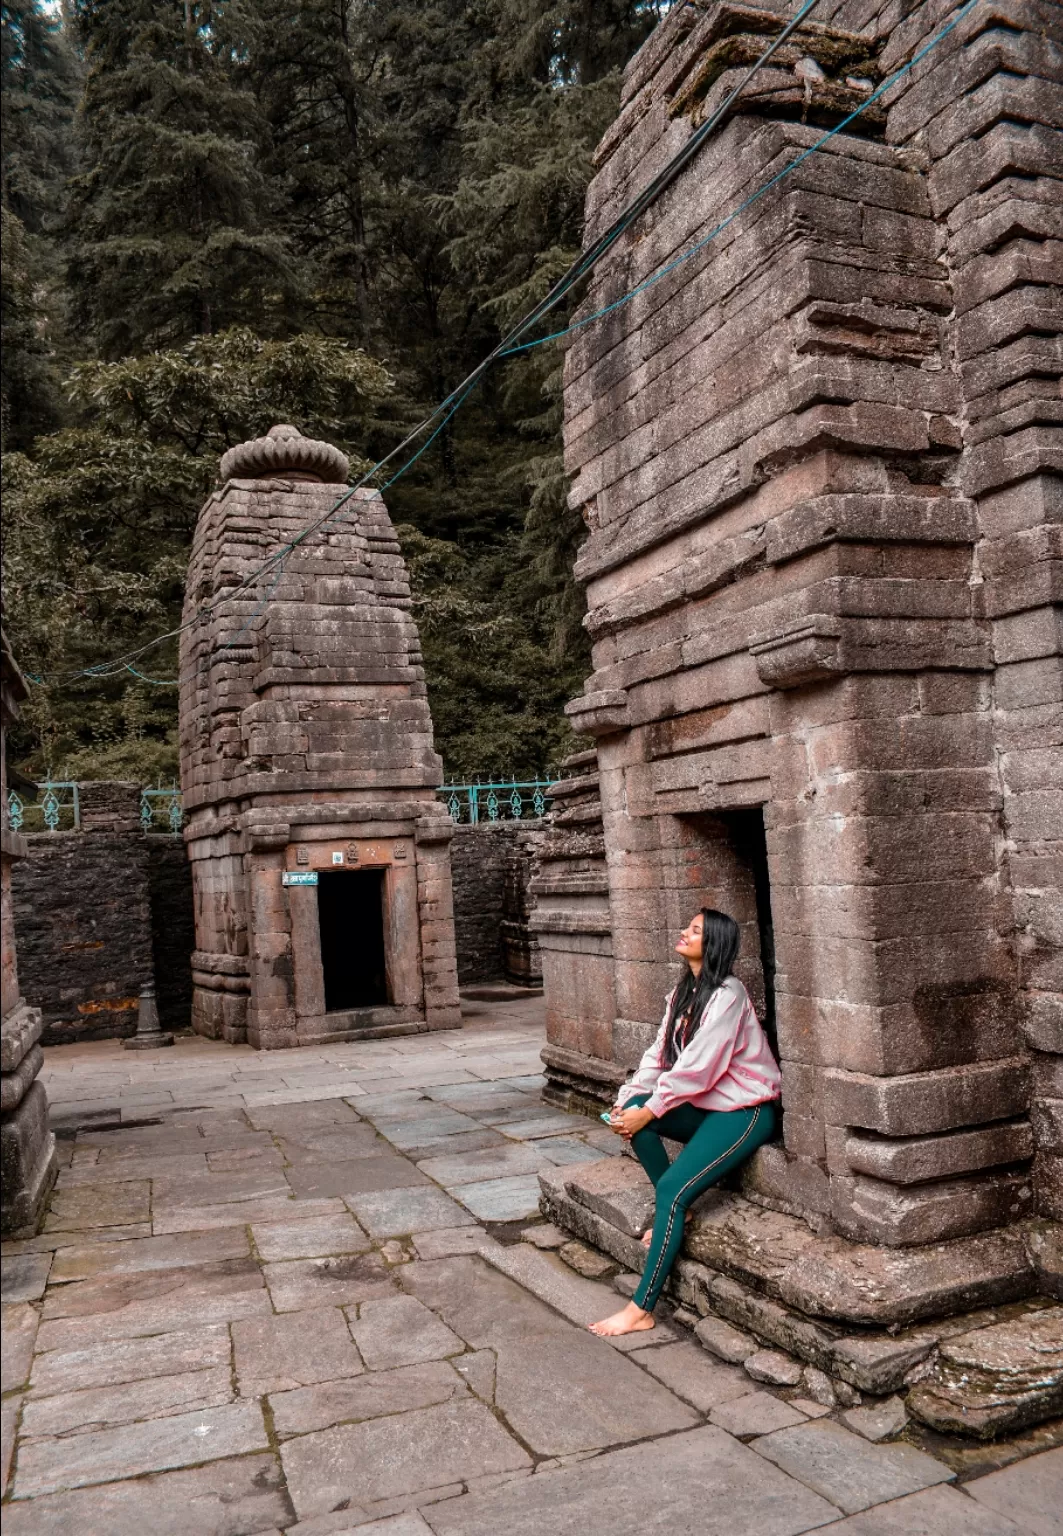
[676,912,704,964]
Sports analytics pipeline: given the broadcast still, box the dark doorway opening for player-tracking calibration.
[725,809,778,1067]
[317,870,389,1011]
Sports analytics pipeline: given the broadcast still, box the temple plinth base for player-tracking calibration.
[540,1158,1063,1439]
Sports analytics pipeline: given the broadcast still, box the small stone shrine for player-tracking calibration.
[179,425,461,1048]
[1,629,57,1234]
[541,0,1062,1433]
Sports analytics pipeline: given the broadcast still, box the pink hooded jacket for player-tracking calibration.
[616,976,781,1118]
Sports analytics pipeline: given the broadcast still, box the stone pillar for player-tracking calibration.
[1,630,56,1236]
[414,817,463,1032]
[535,750,620,1110]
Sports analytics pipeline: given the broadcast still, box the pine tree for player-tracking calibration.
[225,0,376,340]
[67,0,299,357]
[1,0,80,449]
[2,0,80,233]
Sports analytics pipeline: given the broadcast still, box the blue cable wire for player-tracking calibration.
[126,665,178,686]
[501,0,980,358]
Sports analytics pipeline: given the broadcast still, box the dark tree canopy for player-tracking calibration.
[66,0,299,356]
[1,0,663,781]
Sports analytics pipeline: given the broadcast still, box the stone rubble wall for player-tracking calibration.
[450,822,545,988]
[1,629,57,1236]
[10,782,196,1044]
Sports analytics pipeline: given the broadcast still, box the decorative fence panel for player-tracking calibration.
[440,780,553,825]
[6,779,553,834]
[139,787,185,835]
[4,783,185,835]
[5,782,81,833]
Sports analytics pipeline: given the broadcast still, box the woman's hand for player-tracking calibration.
[607,1105,655,1140]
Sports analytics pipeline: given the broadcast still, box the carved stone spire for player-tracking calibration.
[218,423,349,485]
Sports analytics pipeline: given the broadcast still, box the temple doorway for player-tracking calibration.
[672,808,778,1064]
[723,809,777,1064]
[317,870,389,1011]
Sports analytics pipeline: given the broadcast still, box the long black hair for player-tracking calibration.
[661,908,741,1069]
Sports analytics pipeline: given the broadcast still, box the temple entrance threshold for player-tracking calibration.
[318,869,389,1011]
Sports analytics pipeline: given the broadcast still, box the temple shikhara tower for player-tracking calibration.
[179,425,461,1049]
[538,0,1062,1434]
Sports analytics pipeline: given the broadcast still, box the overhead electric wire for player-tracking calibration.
[27,0,979,691]
[28,0,821,690]
[502,0,980,357]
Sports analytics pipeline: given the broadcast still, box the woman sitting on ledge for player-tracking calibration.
[590,907,781,1338]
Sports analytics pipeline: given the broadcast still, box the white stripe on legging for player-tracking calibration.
[639,1105,763,1305]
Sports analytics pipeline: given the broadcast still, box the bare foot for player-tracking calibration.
[589,1301,655,1337]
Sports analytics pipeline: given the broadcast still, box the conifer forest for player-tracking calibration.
[1,1,663,782]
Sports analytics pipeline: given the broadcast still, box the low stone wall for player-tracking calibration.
[11,783,196,1045]
[14,830,152,1043]
[451,822,544,987]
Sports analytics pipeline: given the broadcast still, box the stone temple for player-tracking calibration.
[537,0,1061,1432]
[179,424,461,1049]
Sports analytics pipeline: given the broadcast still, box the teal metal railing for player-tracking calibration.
[7,778,550,834]
[4,782,184,835]
[440,780,553,825]
[140,786,184,835]
[5,782,80,833]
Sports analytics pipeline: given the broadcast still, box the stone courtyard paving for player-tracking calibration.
[1,994,1058,1535]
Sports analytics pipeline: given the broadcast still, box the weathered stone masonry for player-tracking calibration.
[540,0,1062,1433]
[1,631,56,1236]
[451,822,544,987]
[12,782,195,1044]
[179,425,462,1047]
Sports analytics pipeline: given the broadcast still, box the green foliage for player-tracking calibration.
[2,329,392,778]
[1,0,80,232]
[1,0,80,449]
[66,0,299,356]
[3,0,663,784]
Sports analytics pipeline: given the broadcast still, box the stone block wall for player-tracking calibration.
[534,750,621,1108]
[451,822,544,987]
[11,783,196,1045]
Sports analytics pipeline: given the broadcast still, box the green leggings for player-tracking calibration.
[628,1094,776,1311]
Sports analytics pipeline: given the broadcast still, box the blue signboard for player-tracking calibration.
[282,871,319,886]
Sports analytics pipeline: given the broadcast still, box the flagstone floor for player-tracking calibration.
[1,995,1057,1534]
